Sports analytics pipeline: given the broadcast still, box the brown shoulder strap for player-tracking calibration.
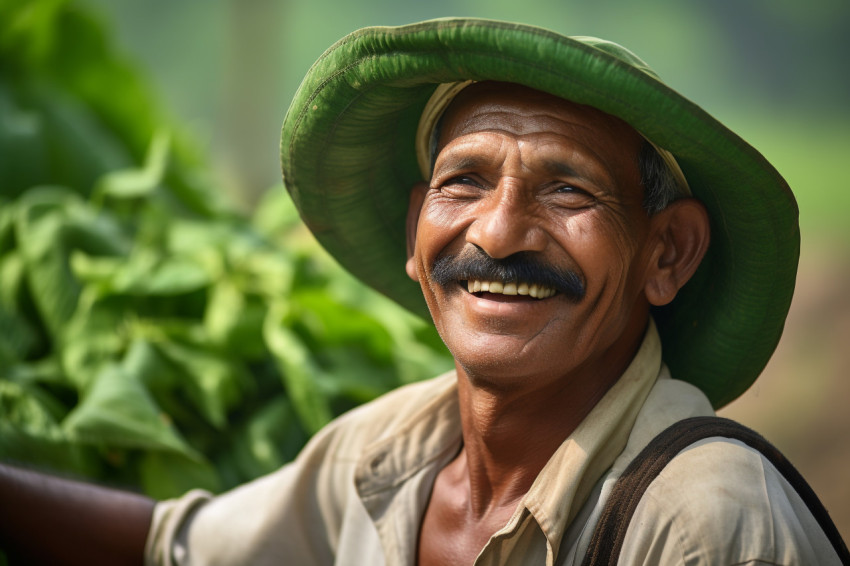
[581,416,850,566]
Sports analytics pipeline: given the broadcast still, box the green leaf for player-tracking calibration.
[0,252,41,361]
[218,396,307,486]
[264,303,333,434]
[71,249,211,327]
[139,451,221,500]
[0,375,101,475]
[0,0,67,69]
[143,259,211,296]
[62,363,199,459]
[313,346,398,406]
[0,420,99,477]
[154,338,247,430]
[0,379,64,437]
[204,277,266,358]
[0,198,14,253]
[238,247,295,301]
[0,250,25,306]
[0,305,38,365]
[13,188,83,335]
[68,250,122,290]
[121,336,220,452]
[114,251,211,296]
[251,185,302,237]
[122,337,178,393]
[2,356,66,390]
[59,296,127,390]
[204,277,244,340]
[291,290,394,361]
[13,187,129,336]
[92,131,170,203]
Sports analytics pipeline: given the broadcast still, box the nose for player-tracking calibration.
[465,182,547,259]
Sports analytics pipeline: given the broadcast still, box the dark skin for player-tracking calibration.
[0,463,154,565]
[405,82,710,565]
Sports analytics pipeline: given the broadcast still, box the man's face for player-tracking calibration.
[407,82,659,390]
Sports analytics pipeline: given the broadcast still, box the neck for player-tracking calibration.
[451,326,645,517]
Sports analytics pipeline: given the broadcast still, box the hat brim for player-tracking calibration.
[280,18,799,408]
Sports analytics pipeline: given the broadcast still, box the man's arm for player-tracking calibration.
[0,462,155,566]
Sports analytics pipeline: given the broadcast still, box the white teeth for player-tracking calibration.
[466,280,554,299]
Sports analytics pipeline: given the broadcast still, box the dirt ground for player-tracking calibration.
[719,237,850,542]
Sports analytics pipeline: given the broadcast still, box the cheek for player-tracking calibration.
[560,212,643,285]
[421,195,472,231]
[417,198,475,258]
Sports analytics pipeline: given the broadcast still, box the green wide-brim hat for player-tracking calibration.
[280,18,799,408]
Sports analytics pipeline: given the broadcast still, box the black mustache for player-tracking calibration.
[431,247,585,302]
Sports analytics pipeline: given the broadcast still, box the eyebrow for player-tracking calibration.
[445,156,490,171]
[437,153,588,175]
[432,153,493,177]
[541,159,583,179]
[543,156,618,191]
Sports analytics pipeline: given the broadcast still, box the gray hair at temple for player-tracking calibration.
[638,140,690,214]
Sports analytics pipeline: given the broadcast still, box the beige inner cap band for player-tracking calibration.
[414,81,691,197]
[415,81,476,180]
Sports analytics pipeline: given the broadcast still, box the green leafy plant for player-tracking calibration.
[0,0,452,504]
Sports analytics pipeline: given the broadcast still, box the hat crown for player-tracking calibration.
[571,36,661,80]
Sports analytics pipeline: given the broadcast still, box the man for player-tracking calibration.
[0,18,844,565]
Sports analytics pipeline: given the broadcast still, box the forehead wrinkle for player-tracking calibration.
[517,138,619,194]
[452,108,601,138]
[433,133,512,174]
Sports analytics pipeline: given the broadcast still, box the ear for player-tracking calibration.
[405,182,429,282]
[644,198,711,306]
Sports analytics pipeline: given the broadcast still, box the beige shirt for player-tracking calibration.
[145,322,840,565]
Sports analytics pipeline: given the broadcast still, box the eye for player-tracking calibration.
[549,183,596,208]
[554,184,581,194]
[439,175,486,198]
[445,175,481,187]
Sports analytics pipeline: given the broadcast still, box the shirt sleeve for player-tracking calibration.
[142,374,457,566]
[617,438,843,566]
[144,420,357,566]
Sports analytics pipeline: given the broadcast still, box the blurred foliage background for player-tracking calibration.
[1,0,848,547]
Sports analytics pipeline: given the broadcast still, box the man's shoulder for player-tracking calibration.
[315,371,458,458]
[645,436,781,511]
[337,371,456,427]
[620,437,841,565]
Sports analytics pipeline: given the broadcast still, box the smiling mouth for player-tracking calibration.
[464,279,557,299]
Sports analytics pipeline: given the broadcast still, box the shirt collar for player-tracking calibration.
[354,372,462,565]
[355,319,663,564]
[508,319,662,561]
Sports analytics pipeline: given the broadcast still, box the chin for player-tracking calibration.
[449,340,569,393]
